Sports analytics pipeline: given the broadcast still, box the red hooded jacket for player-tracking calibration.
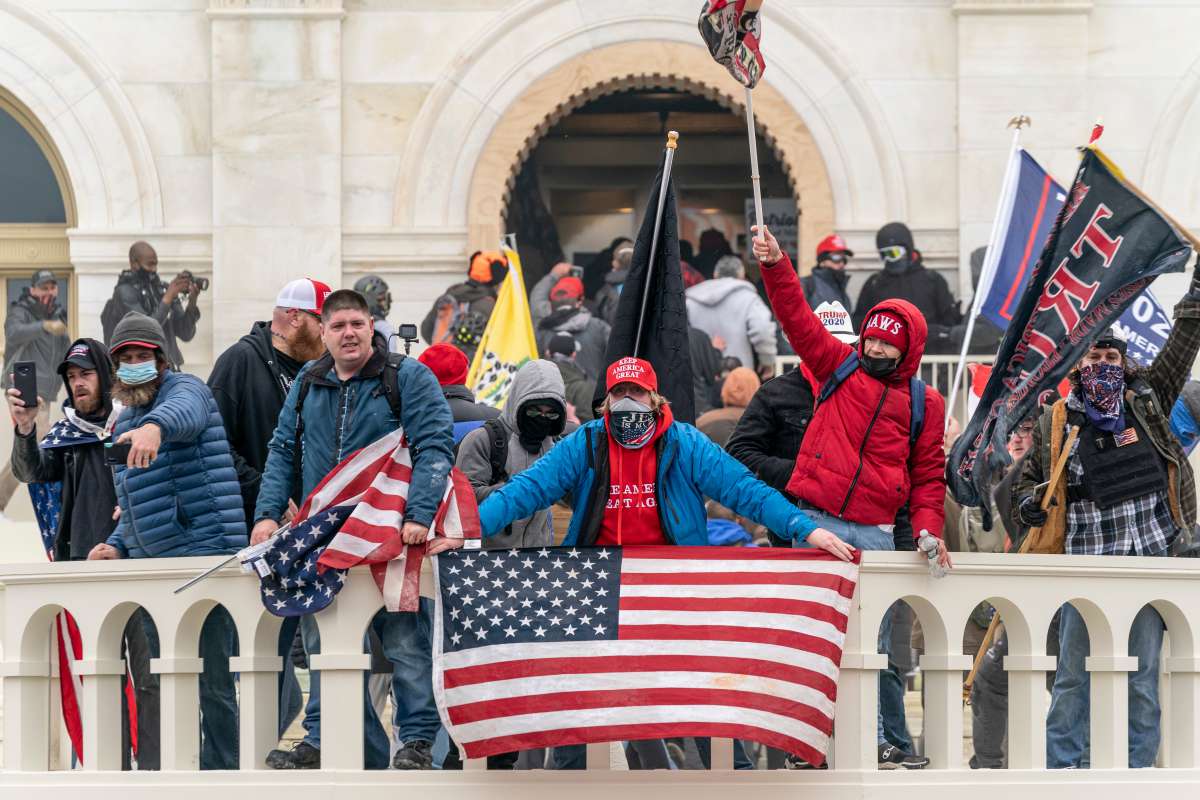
[761,253,947,538]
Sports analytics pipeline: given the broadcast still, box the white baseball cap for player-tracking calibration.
[276,278,332,315]
[814,301,858,344]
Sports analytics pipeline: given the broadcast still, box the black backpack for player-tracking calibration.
[100,295,122,345]
[290,350,405,499]
[482,417,509,483]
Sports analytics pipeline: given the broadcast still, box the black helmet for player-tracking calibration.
[353,275,391,318]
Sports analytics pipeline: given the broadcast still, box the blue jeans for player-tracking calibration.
[794,507,899,747]
[198,606,239,770]
[1046,603,1165,768]
[298,606,439,767]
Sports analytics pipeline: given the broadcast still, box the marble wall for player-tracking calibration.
[0,0,1196,375]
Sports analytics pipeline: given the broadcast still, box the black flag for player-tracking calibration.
[948,147,1194,525]
[593,157,696,423]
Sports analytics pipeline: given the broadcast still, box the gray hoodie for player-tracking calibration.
[685,277,777,371]
[455,359,573,549]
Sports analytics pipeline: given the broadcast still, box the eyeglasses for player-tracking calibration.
[878,245,907,262]
[1010,424,1035,439]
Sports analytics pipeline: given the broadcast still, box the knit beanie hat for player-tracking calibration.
[861,310,908,353]
[109,311,168,356]
[418,342,469,386]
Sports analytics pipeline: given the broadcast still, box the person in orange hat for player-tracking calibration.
[420,250,509,361]
[801,233,855,311]
[530,262,612,380]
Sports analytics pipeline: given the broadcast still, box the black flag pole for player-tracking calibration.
[634,130,679,355]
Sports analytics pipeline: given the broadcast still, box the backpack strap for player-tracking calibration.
[381,351,406,422]
[483,417,509,484]
[817,352,860,406]
[908,376,926,446]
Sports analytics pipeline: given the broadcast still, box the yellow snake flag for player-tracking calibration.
[466,246,538,408]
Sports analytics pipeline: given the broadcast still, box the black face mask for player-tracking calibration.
[516,402,565,453]
[861,354,899,378]
[813,266,850,289]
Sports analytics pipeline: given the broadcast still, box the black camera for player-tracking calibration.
[178,270,209,292]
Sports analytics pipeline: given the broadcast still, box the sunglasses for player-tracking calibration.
[878,245,907,262]
[524,407,562,421]
[822,253,848,265]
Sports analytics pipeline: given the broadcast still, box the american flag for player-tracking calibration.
[257,428,480,617]
[433,545,860,766]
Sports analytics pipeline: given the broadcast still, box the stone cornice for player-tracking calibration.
[953,0,1093,14]
[207,0,344,20]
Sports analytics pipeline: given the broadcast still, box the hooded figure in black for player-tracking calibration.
[10,337,120,560]
[853,222,962,330]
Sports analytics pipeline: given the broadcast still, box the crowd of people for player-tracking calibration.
[5,218,1198,773]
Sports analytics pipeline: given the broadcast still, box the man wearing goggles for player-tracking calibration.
[852,222,962,332]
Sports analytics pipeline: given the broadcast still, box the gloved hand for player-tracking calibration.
[1018,495,1048,527]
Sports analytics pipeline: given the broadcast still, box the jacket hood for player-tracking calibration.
[60,337,115,420]
[442,383,477,403]
[539,306,593,333]
[685,277,757,307]
[857,298,928,381]
[502,359,566,429]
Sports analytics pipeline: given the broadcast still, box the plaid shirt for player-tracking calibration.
[1063,395,1177,556]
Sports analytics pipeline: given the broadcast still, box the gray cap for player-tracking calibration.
[109,312,167,356]
[31,269,56,287]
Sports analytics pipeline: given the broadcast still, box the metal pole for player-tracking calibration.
[745,88,764,241]
[944,116,1029,431]
[633,131,679,355]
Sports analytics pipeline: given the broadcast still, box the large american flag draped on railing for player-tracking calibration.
[256,428,480,616]
[433,545,860,766]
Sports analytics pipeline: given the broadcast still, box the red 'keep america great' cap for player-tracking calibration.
[606,357,658,393]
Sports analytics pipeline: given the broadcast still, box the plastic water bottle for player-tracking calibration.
[917,530,946,579]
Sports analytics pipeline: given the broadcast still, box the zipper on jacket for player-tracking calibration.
[838,386,889,517]
[333,381,351,461]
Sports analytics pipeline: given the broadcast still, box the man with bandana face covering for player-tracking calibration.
[1011,307,1200,767]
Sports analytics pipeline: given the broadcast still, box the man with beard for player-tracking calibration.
[88,312,246,770]
[254,289,454,771]
[0,269,70,517]
[208,278,331,524]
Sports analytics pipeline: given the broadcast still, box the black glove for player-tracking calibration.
[1018,495,1048,527]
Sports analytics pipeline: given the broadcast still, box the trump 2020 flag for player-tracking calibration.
[948,147,1194,521]
[467,245,539,409]
[433,545,860,767]
[976,151,1175,367]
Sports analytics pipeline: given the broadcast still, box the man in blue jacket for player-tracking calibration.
[252,289,455,771]
[88,311,245,770]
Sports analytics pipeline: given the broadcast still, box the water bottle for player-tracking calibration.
[917,530,946,579]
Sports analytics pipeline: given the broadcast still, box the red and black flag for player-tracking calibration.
[948,147,1194,525]
[594,155,696,423]
[698,0,765,88]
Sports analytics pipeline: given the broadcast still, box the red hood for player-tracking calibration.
[857,298,928,381]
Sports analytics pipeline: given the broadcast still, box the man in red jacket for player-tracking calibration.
[753,225,952,769]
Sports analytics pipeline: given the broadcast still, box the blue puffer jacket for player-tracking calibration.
[107,372,247,558]
[255,348,454,528]
[478,417,818,545]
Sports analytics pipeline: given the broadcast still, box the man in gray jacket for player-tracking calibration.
[685,254,777,378]
[530,263,611,380]
[456,360,572,549]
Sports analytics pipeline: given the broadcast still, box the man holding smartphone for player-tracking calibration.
[529,262,611,381]
[0,269,70,518]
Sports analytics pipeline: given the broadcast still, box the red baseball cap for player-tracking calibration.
[606,357,658,393]
[276,278,333,315]
[550,276,584,304]
[816,234,854,260]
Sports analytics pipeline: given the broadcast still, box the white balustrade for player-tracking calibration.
[2,551,1200,798]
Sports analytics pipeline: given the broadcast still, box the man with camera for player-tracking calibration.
[104,241,203,367]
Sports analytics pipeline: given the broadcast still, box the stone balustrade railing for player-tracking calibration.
[3,551,1200,798]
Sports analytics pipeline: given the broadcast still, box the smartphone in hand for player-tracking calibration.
[104,442,133,466]
[12,361,37,409]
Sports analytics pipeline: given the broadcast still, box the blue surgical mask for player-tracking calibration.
[116,361,159,386]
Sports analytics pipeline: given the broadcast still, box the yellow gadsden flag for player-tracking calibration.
[466,246,538,408]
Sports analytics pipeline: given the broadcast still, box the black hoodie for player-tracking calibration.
[207,321,307,524]
[10,337,118,560]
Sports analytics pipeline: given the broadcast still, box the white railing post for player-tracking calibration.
[1166,657,1200,767]
[76,658,126,771]
[307,652,370,769]
[1,661,51,770]
[920,654,972,769]
[1004,655,1056,768]
[230,655,283,770]
[586,741,610,770]
[831,651,885,770]
[710,738,734,770]
[152,657,204,770]
[1087,656,1136,769]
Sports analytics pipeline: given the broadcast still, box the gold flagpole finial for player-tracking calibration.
[1008,115,1031,130]
[666,130,679,150]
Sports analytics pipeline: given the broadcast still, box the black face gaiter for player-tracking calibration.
[861,355,899,379]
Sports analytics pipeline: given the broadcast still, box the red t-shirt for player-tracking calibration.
[596,405,673,546]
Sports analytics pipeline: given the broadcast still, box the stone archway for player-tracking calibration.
[465,54,831,260]
[393,3,907,261]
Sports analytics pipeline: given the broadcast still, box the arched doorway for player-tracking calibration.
[500,82,797,294]
[0,89,76,341]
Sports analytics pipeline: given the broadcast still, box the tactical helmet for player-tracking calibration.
[353,275,392,318]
